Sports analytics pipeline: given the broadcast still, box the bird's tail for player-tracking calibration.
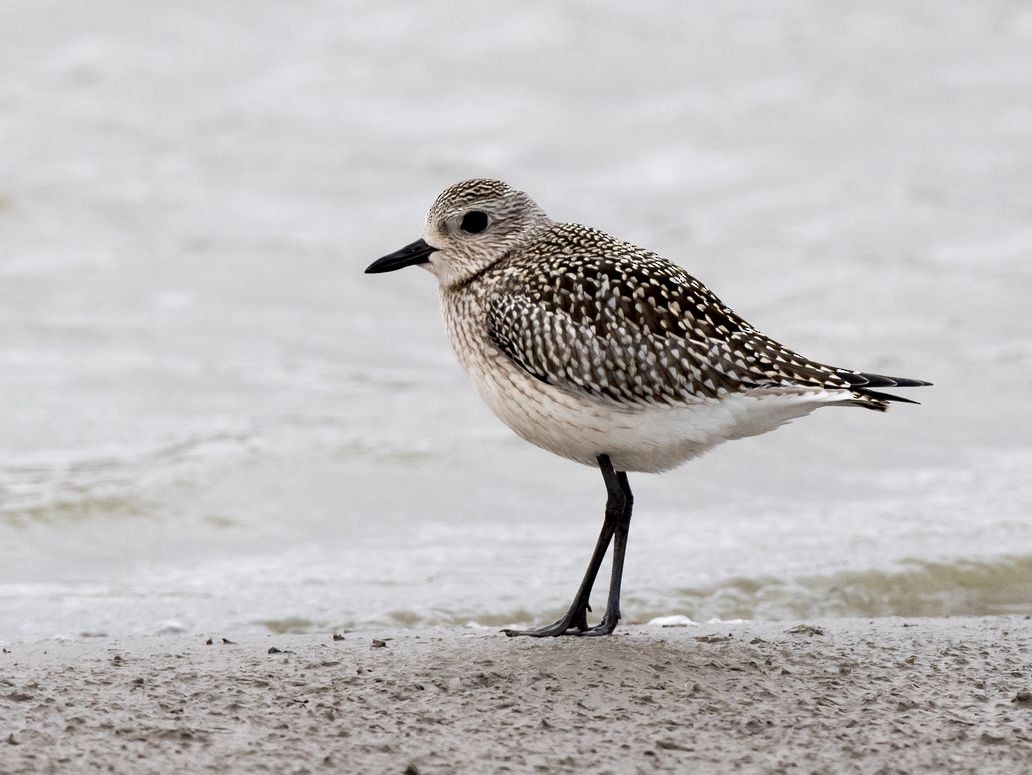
[834,370,932,412]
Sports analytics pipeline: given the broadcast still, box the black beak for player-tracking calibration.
[365,238,438,274]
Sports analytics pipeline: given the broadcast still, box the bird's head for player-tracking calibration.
[366,179,553,287]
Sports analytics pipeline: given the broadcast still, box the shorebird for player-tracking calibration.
[366,179,929,637]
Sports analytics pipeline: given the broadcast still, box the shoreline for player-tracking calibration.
[3,617,1031,773]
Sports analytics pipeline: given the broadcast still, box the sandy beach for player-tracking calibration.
[3,617,1030,773]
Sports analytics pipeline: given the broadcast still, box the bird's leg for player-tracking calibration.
[501,513,615,637]
[502,454,631,638]
[580,469,633,636]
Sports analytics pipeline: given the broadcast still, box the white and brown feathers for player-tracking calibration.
[486,223,929,410]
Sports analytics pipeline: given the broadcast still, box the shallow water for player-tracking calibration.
[2,1,1031,641]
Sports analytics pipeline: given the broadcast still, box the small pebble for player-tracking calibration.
[784,624,826,636]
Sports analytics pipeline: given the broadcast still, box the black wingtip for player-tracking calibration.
[836,370,932,389]
[886,377,933,388]
[857,388,922,405]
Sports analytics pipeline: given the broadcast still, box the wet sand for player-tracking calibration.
[3,617,1031,773]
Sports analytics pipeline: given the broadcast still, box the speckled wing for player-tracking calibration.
[486,224,869,407]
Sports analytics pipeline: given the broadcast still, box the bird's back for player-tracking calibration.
[482,222,919,413]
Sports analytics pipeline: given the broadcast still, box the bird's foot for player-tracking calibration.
[577,613,619,637]
[502,606,591,638]
[503,607,620,638]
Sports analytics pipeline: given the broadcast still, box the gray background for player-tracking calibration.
[1,1,1030,639]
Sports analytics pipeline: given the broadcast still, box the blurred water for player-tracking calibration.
[2,1,1031,641]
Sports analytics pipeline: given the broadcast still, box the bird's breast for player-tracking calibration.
[437,287,742,472]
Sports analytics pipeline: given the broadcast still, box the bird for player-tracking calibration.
[365,178,930,637]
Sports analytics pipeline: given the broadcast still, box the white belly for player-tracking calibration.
[441,288,840,474]
[465,343,835,473]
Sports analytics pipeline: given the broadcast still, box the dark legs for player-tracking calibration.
[503,454,634,637]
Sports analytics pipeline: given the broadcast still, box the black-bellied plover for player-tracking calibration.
[366,179,930,637]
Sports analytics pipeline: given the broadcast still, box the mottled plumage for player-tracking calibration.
[367,178,929,637]
[486,223,923,408]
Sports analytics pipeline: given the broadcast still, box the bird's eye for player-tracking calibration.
[460,211,489,234]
